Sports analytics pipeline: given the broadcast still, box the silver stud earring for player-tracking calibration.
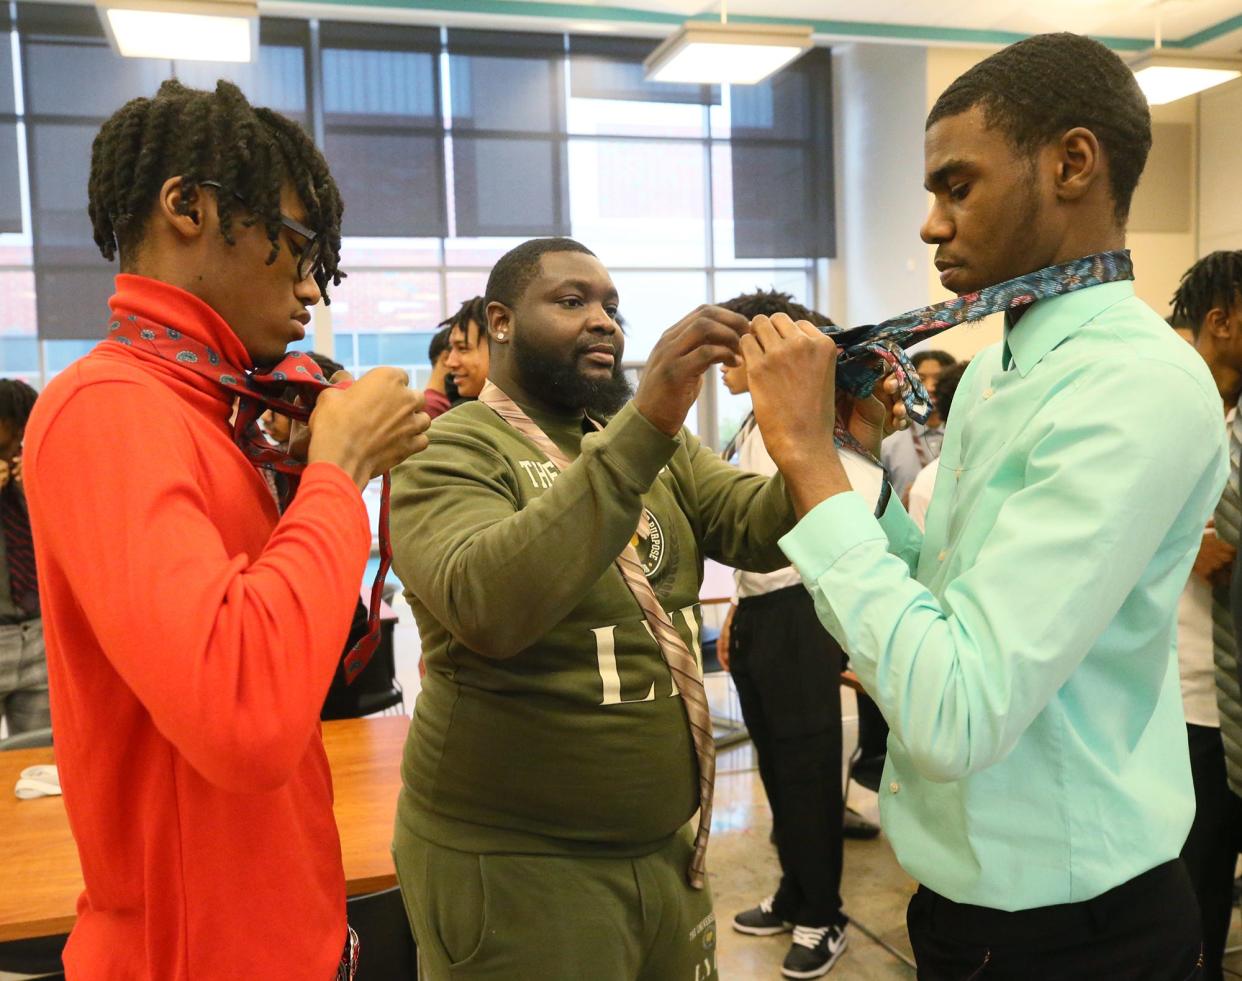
[497,332,507,341]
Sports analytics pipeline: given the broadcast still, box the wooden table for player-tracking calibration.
[0,715,410,942]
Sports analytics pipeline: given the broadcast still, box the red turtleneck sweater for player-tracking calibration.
[23,275,371,980]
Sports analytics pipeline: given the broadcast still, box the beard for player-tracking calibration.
[512,334,634,417]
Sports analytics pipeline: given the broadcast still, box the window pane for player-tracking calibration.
[710,144,814,268]
[443,237,527,267]
[322,47,438,126]
[715,372,751,451]
[44,337,97,373]
[445,271,488,312]
[569,139,706,266]
[325,129,445,237]
[567,96,705,139]
[447,32,563,133]
[331,270,442,335]
[610,269,706,362]
[340,238,440,268]
[0,272,37,379]
[174,43,308,125]
[356,330,435,369]
[452,135,567,238]
[0,125,21,234]
[712,269,814,310]
[23,42,169,118]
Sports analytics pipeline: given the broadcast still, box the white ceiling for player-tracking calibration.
[496,0,1242,51]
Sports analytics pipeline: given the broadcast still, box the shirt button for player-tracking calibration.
[889,781,901,794]
[937,549,947,562]
[982,387,995,399]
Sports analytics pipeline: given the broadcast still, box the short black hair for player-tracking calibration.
[1170,251,1242,338]
[429,325,453,363]
[926,33,1151,223]
[912,350,956,370]
[305,350,344,379]
[934,361,969,422]
[485,238,597,310]
[440,296,488,346]
[718,288,835,327]
[0,380,38,430]
[88,78,345,300]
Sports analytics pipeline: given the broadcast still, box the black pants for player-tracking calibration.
[1181,724,1242,981]
[730,585,845,928]
[907,859,1204,980]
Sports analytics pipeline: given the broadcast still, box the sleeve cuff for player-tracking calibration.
[592,401,681,492]
[779,491,888,583]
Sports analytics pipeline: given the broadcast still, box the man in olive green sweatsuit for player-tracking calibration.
[390,237,797,980]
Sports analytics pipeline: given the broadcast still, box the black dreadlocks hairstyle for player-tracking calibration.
[87,78,345,301]
[926,33,1151,224]
[428,325,453,363]
[1170,251,1242,338]
[439,296,489,346]
[485,238,597,312]
[718,288,835,328]
[0,380,38,430]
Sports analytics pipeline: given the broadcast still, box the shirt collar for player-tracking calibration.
[1001,280,1134,376]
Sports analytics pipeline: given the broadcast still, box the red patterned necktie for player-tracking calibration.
[108,314,389,684]
[2,485,38,618]
[479,382,716,889]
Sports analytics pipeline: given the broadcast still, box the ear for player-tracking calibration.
[1052,127,1103,205]
[155,175,210,243]
[1204,306,1233,341]
[487,300,513,344]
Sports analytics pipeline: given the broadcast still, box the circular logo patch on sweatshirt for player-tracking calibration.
[631,508,665,578]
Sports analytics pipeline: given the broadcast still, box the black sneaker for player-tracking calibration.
[781,924,847,978]
[732,895,793,936]
[842,806,880,840]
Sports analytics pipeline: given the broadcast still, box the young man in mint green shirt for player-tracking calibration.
[742,33,1227,978]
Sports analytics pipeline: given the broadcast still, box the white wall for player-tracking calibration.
[1198,76,1242,258]
[829,43,931,328]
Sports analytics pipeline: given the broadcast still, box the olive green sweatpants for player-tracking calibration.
[394,823,719,981]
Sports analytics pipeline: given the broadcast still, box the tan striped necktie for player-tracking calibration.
[480,382,716,888]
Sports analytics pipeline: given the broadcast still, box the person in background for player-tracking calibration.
[880,350,955,503]
[1173,251,1242,981]
[23,79,429,980]
[444,295,489,401]
[423,326,454,419]
[714,289,850,979]
[742,32,1224,977]
[0,379,47,737]
[905,361,969,531]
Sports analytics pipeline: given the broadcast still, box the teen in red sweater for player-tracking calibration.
[23,79,428,980]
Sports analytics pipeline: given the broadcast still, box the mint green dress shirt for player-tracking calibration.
[780,281,1228,910]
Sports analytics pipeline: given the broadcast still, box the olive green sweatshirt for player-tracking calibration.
[390,395,795,856]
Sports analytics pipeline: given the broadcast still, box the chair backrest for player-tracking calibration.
[346,887,416,981]
[0,726,52,751]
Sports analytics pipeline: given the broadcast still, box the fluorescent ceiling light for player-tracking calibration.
[1130,49,1242,105]
[644,21,813,85]
[98,0,257,62]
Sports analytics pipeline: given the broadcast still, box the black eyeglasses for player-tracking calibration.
[198,180,324,284]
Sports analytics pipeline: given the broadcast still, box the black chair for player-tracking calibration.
[322,600,404,720]
[348,887,416,981]
[0,725,52,751]
[0,932,66,979]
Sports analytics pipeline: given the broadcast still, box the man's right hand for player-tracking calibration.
[717,603,736,672]
[307,367,431,489]
[1192,530,1235,585]
[633,306,751,437]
